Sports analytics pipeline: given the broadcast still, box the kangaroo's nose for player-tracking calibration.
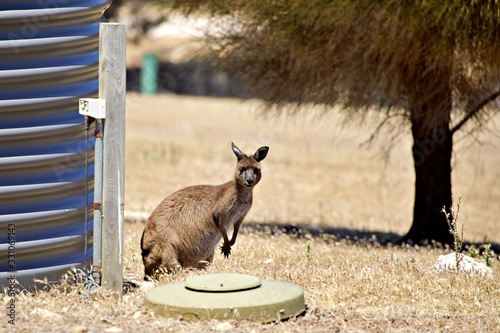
[245,178,254,185]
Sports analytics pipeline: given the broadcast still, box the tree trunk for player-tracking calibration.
[403,67,454,245]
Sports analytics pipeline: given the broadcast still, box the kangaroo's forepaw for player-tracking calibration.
[219,244,231,258]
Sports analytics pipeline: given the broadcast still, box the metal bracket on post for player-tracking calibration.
[79,98,107,119]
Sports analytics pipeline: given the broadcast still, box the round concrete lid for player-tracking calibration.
[185,273,261,292]
[145,273,305,323]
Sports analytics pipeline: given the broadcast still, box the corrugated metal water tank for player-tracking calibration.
[0,0,110,290]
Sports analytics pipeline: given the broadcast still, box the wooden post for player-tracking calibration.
[99,23,126,299]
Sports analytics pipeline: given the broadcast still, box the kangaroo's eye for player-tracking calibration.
[239,167,246,173]
[254,169,261,176]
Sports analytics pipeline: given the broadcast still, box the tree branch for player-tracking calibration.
[451,89,500,134]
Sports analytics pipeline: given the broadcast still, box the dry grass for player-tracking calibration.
[4,93,500,332]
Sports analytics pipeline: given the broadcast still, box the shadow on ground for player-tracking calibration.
[241,221,500,254]
[242,221,402,246]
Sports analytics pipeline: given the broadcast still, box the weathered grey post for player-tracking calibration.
[99,22,126,299]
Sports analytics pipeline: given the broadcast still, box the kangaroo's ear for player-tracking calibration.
[254,146,269,162]
[231,142,244,161]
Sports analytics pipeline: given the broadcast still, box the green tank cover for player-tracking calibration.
[145,273,306,323]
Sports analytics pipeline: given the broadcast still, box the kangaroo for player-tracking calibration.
[140,142,269,278]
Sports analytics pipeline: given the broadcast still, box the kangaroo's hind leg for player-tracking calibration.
[197,249,215,269]
[142,237,179,278]
[160,243,182,273]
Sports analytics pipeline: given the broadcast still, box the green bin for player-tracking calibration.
[141,53,158,95]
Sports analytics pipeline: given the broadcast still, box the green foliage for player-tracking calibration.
[306,240,312,263]
[469,245,477,258]
[481,243,493,267]
[156,0,500,116]
[469,243,493,267]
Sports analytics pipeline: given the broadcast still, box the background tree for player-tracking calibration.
[157,0,500,245]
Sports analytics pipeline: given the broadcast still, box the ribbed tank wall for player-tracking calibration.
[0,0,110,290]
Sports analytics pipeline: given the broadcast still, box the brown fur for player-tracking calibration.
[140,142,269,278]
